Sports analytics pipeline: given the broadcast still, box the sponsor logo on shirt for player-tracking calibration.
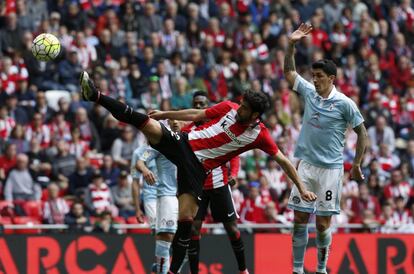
[220,120,242,145]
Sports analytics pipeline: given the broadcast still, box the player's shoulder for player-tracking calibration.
[216,100,239,110]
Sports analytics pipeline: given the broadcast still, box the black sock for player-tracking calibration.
[170,219,193,273]
[230,233,246,271]
[98,94,149,129]
[188,235,200,274]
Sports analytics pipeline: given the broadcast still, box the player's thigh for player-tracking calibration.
[142,119,163,145]
[144,199,157,229]
[288,161,316,214]
[313,166,344,216]
[156,196,179,234]
[209,185,238,222]
[194,191,210,221]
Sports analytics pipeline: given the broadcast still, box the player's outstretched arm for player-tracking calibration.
[351,123,368,182]
[149,108,206,122]
[272,150,317,202]
[284,23,313,86]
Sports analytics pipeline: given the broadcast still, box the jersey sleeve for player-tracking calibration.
[139,147,159,163]
[205,101,237,119]
[292,74,315,97]
[258,127,279,156]
[344,98,364,128]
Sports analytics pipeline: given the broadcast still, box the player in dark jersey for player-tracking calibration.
[182,91,247,274]
[80,71,317,274]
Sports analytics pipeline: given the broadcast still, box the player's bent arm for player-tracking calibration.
[283,41,299,87]
[131,179,141,210]
[272,151,306,193]
[150,108,206,122]
[353,123,368,166]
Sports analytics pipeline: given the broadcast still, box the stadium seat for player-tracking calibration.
[126,216,151,234]
[21,201,43,221]
[45,90,71,111]
[0,217,14,234]
[12,217,41,234]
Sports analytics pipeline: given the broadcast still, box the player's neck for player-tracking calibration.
[319,85,334,99]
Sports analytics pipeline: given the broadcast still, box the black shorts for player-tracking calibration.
[195,185,237,223]
[150,123,207,198]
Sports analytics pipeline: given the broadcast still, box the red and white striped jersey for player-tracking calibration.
[187,101,278,172]
[0,117,15,139]
[182,121,240,190]
[384,181,412,202]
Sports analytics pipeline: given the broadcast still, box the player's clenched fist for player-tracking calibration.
[300,190,317,202]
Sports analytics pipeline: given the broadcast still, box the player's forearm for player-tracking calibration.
[353,124,368,166]
[136,160,149,173]
[131,179,141,210]
[160,109,205,121]
[279,159,306,194]
[284,41,297,74]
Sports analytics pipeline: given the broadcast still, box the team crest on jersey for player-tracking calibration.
[329,103,336,111]
[142,151,150,160]
[292,196,300,204]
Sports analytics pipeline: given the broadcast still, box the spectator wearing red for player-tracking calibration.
[43,183,69,224]
[204,67,228,102]
[389,55,412,94]
[85,170,118,217]
[71,31,97,70]
[25,112,51,148]
[349,184,381,223]
[74,107,101,151]
[0,105,15,140]
[240,182,266,223]
[375,38,396,73]
[0,143,17,182]
[377,143,400,174]
[49,112,72,142]
[384,169,413,205]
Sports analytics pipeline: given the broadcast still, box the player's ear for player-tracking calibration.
[252,111,260,120]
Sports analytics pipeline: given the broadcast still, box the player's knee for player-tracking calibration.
[294,211,310,224]
[191,221,202,236]
[157,232,174,242]
[316,222,330,232]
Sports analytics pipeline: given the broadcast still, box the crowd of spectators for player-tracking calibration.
[1,0,414,234]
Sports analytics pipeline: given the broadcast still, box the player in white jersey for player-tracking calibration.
[284,23,368,274]
[80,71,316,273]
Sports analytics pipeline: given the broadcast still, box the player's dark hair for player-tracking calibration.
[312,59,337,77]
[242,89,270,116]
[193,90,208,99]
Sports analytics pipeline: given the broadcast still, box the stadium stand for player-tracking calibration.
[1,0,414,234]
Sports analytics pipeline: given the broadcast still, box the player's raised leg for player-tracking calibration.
[80,71,163,144]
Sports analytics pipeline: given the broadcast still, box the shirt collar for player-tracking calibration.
[315,86,338,101]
